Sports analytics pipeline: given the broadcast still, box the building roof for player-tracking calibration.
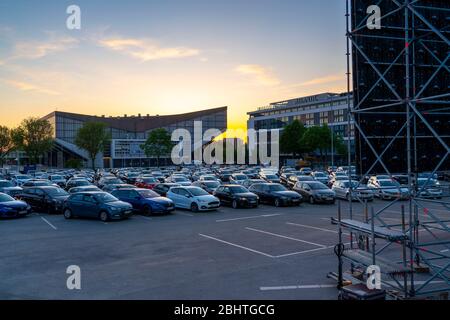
[42,106,227,132]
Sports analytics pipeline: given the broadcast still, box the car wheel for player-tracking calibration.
[143,205,152,216]
[99,211,109,222]
[309,196,315,204]
[346,194,351,202]
[232,200,238,209]
[191,202,199,212]
[63,208,73,219]
[274,198,281,207]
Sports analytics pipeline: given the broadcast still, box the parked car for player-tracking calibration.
[287,175,315,189]
[65,179,91,191]
[167,175,192,186]
[153,183,181,197]
[299,167,312,176]
[68,186,101,194]
[367,179,410,200]
[135,176,159,189]
[214,185,259,208]
[11,174,32,186]
[22,179,57,188]
[311,171,329,185]
[0,180,23,197]
[166,186,220,212]
[63,191,133,221]
[48,175,66,188]
[229,173,248,185]
[98,177,124,189]
[292,181,336,204]
[416,178,443,199]
[332,180,374,202]
[192,180,221,194]
[249,183,302,207]
[102,184,137,193]
[0,192,31,218]
[111,188,175,215]
[242,179,266,188]
[260,173,280,184]
[392,174,409,186]
[18,186,69,213]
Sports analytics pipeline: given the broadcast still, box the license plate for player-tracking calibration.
[124,210,132,214]
[19,210,27,214]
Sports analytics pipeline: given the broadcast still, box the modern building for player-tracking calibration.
[247,92,354,162]
[41,107,227,168]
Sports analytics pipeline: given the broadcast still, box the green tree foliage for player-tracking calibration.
[0,126,15,166]
[141,128,172,167]
[280,120,308,157]
[66,158,83,169]
[75,122,110,170]
[13,118,54,165]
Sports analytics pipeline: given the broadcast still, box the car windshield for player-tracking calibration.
[95,193,118,203]
[188,188,209,196]
[138,190,159,198]
[105,178,122,184]
[265,175,278,179]
[34,181,51,186]
[418,179,437,187]
[234,175,247,180]
[45,188,69,196]
[0,193,15,202]
[0,181,14,187]
[309,183,328,190]
[204,181,220,188]
[230,186,248,194]
[142,178,157,183]
[314,172,326,177]
[174,177,189,182]
[379,180,399,187]
[202,176,215,181]
[269,184,287,192]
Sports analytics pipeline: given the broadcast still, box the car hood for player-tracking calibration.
[146,197,173,204]
[0,186,22,192]
[273,191,300,198]
[0,200,28,208]
[313,190,335,196]
[54,195,70,201]
[195,195,219,202]
[234,192,258,198]
[108,201,132,208]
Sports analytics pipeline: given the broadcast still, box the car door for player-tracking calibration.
[169,188,183,208]
[126,190,142,211]
[178,189,191,208]
[81,195,98,217]
[69,194,84,215]
[220,187,232,205]
[34,188,46,211]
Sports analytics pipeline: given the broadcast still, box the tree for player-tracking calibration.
[141,128,172,167]
[13,118,54,165]
[280,120,308,157]
[0,126,15,166]
[333,134,348,156]
[301,125,331,163]
[74,122,110,170]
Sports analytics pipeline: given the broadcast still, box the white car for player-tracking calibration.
[166,186,220,212]
[367,179,410,200]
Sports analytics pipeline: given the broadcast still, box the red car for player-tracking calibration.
[135,177,158,189]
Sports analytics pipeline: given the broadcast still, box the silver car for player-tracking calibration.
[332,180,374,201]
[367,179,410,200]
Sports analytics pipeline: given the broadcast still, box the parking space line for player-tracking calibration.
[199,233,275,258]
[286,222,350,236]
[40,217,57,230]
[274,242,352,258]
[216,214,282,223]
[245,227,327,248]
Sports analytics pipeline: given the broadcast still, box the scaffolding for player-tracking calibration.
[333,0,450,299]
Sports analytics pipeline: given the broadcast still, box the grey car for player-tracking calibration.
[332,180,374,202]
[293,181,336,204]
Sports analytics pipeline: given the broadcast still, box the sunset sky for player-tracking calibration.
[0,0,347,131]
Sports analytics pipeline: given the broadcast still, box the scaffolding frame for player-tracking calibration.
[340,0,450,298]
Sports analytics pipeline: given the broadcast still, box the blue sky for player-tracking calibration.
[0,0,347,128]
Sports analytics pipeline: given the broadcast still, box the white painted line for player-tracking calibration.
[245,227,327,248]
[274,242,352,258]
[216,214,282,223]
[199,233,274,258]
[41,217,57,230]
[286,222,350,235]
[441,249,449,253]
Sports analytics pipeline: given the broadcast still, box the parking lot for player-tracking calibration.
[1,196,449,300]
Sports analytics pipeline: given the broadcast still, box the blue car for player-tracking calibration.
[0,192,31,218]
[63,191,133,222]
[111,188,175,215]
[166,186,220,212]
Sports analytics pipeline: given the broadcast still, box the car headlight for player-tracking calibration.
[239,197,248,201]
[110,206,120,211]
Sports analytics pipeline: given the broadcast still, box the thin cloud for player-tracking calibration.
[13,36,79,60]
[99,37,200,62]
[235,64,281,86]
[3,79,61,96]
[288,73,344,88]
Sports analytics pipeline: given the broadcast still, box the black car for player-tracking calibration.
[18,186,69,214]
[249,183,302,207]
[214,185,259,209]
[0,193,31,218]
[153,183,181,197]
[65,179,92,191]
